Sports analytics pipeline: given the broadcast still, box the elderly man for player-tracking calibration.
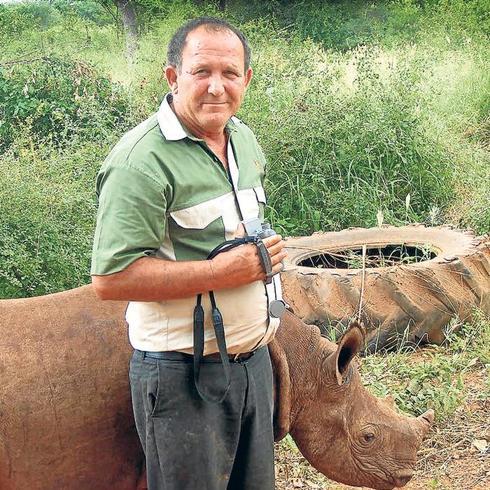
[91,17,286,490]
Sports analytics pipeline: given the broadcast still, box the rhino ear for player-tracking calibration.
[268,338,291,442]
[331,321,365,385]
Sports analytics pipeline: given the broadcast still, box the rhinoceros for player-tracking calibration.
[0,285,433,489]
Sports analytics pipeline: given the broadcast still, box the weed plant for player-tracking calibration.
[0,137,107,298]
[0,57,131,150]
[361,311,490,421]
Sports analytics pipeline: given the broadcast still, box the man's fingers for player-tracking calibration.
[271,261,285,275]
[267,242,287,258]
[270,249,287,264]
[231,238,286,281]
[263,234,283,247]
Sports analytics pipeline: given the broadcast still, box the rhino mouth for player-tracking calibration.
[394,471,414,487]
[366,466,415,490]
[387,469,414,488]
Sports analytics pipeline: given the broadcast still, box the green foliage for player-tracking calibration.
[0,1,62,37]
[51,0,115,26]
[0,1,114,36]
[244,34,455,235]
[230,0,490,50]
[0,57,131,150]
[361,311,490,420]
[0,138,108,298]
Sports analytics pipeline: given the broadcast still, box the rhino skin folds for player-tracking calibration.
[0,286,433,489]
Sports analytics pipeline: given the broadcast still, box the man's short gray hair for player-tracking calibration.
[167,17,251,72]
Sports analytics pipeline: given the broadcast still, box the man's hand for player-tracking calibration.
[92,235,287,302]
[211,234,287,289]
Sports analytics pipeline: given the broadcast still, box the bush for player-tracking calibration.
[0,56,131,151]
[0,139,107,298]
[0,0,488,297]
[0,1,61,37]
[51,0,114,26]
[242,34,454,234]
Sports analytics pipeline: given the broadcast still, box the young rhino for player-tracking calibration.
[270,310,434,490]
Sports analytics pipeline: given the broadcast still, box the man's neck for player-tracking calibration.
[170,101,227,148]
[169,100,229,168]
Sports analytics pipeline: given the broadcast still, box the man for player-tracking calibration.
[91,17,286,490]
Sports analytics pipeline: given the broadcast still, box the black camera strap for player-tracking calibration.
[193,291,231,403]
[193,236,272,403]
[255,240,273,284]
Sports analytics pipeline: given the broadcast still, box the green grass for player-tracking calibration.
[360,310,490,421]
[0,137,107,297]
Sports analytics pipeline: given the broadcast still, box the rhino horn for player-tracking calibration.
[326,320,365,385]
[269,338,292,441]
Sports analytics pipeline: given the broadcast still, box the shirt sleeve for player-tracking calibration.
[91,164,167,275]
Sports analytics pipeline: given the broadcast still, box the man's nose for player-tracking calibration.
[208,75,225,96]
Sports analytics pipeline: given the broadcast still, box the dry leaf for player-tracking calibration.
[472,439,488,453]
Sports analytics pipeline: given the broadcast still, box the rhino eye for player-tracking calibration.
[363,432,375,443]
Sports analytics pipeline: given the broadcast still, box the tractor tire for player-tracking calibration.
[281,225,490,352]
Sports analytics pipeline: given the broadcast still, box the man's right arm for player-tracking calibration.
[92,234,286,301]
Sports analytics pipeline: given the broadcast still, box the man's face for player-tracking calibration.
[166,26,253,136]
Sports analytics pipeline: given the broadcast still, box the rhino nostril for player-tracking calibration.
[393,470,414,487]
[418,409,435,425]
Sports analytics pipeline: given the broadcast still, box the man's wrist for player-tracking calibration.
[207,259,217,290]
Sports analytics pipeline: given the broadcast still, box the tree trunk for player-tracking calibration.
[115,0,138,62]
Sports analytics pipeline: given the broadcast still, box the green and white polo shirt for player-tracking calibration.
[91,94,281,354]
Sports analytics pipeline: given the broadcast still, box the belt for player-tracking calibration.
[142,349,257,363]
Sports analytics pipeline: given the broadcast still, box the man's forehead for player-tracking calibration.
[182,26,244,63]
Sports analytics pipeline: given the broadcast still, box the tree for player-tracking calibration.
[95,0,138,62]
[114,0,139,61]
[98,0,228,63]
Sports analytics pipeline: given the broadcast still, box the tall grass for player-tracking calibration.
[361,310,490,420]
[0,139,103,297]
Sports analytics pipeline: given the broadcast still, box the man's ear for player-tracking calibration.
[244,67,253,90]
[165,65,178,93]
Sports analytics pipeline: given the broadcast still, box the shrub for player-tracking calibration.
[0,138,107,298]
[0,0,488,298]
[242,35,453,234]
[0,56,131,151]
[0,1,62,37]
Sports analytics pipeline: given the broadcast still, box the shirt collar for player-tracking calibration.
[157,93,188,141]
[157,93,239,142]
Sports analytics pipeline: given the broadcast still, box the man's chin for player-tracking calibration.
[198,114,232,132]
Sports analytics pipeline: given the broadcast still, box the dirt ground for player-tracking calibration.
[275,369,489,490]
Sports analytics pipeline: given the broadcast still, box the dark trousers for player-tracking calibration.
[129,346,275,490]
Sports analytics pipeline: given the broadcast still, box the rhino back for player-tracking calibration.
[0,286,142,489]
